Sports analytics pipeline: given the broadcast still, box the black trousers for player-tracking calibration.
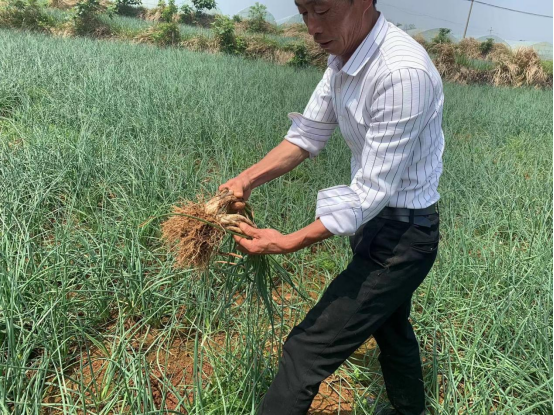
[258,212,440,415]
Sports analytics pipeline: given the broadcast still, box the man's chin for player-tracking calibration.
[319,45,338,55]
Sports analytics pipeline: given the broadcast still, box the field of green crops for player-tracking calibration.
[0,28,552,414]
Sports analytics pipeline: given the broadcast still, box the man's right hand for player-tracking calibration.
[218,139,309,212]
[219,174,253,212]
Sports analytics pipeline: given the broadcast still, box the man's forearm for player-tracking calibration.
[233,218,334,256]
[282,219,334,253]
[239,139,309,189]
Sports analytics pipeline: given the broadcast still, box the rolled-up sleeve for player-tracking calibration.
[316,68,436,236]
[285,67,338,158]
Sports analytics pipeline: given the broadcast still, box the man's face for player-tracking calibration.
[295,0,374,58]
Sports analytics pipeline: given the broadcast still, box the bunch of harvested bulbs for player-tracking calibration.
[161,189,256,268]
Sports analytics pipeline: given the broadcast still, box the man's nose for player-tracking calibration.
[306,16,322,37]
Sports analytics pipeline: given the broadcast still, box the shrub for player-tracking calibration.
[191,0,216,12]
[149,21,180,45]
[247,2,268,33]
[232,14,241,23]
[112,0,145,18]
[541,60,553,78]
[114,4,145,18]
[0,0,54,31]
[73,0,111,35]
[160,0,177,22]
[479,38,495,56]
[179,4,193,23]
[177,0,215,24]
[179,4,193,15]
[244,36,278,61]
[288,42,309,68]
[212,14,245,54]
[432,28,452,45]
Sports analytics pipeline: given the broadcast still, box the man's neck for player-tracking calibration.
[340,11,380,65]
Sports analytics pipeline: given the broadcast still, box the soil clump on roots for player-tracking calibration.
[161,190,255,268]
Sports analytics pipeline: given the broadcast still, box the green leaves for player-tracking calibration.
[211,15,245,55]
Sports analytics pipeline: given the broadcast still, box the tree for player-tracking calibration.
[479,38,495,55]
[191,0,216,11]
[114,0,141,16]
[247,2,268,33]
[432,28,452,44]
[160,0,177,22]
[180,4,193,15]
[212,14,245,54]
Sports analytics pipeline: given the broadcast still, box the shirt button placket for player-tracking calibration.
[335,73,342,123]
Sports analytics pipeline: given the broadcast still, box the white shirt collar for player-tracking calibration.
[327,12,389,76]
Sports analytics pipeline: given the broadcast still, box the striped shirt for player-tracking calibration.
[284,13,445,236]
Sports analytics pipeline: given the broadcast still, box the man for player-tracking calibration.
[219,0,444,413]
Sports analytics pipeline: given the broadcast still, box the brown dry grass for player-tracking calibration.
[281,23,328,68]
[49,19,112,39]
[413,34,428,49]
[143,8,162,22]
[47,0,112,9]
[458,38,481,59]
[431,43,457,79]
[49,22,74,37]
[282,23,308,38]
[233,20,249,34]
[493,47,549,87]
[430,41,550,88]
[47,0,77,8]
[275,49,295,65]
[306,40,329,69]
[244,37,278,61]
[181,35,218,53]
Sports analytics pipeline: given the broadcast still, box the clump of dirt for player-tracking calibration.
[161,189,256,268]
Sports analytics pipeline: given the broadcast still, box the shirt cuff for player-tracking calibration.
[315,185,361,236]
[284,112,337,159]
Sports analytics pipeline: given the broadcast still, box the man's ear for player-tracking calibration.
[358,0,375,14]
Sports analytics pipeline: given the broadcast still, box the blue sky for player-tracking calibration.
[214,0,553,43]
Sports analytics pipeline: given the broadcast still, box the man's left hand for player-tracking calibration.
[233,222,296,255]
